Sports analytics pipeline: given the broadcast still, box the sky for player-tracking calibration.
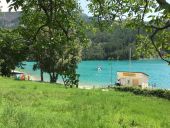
[79,0,90,15]
[1,0,170,15]
[0,0,90,13]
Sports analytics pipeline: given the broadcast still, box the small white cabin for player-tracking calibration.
[117,71,149,88]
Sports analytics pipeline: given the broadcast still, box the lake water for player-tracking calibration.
[20,60,170,89]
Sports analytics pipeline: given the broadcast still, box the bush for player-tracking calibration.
[113,86,170,100]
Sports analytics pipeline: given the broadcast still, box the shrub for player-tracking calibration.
[113,86,170,100]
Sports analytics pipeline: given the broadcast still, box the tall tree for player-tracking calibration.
[0,29,27,76]
[7,0,89,87]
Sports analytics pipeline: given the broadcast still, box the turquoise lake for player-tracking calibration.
[20,60,170,89]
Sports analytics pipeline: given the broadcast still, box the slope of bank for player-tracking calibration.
[0,77,170,128]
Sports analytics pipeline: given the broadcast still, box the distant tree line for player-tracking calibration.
[0,12,20,28]
[82,23,138,60]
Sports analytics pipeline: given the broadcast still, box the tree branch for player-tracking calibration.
[156,0,170,11]
[32,23,48,41]
[149,21,170,64]
[142,0,148,22]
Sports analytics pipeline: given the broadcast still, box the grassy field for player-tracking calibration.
[0,77,170,128]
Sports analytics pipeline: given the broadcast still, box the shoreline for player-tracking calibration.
[13,70,170,90]
[13,70,109,89]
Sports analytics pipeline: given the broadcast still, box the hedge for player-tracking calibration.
[113,86,170,100]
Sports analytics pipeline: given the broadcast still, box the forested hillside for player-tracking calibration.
[0,12,137,60]
[0,12,20,28]
[83,25,137,60]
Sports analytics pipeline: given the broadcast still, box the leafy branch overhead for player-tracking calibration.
[88,0,170,63]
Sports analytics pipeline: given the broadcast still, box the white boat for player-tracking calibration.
[97,66,102,71]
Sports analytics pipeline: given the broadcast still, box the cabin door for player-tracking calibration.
[132,79,139,85]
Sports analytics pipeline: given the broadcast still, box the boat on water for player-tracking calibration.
[97,66,102,71]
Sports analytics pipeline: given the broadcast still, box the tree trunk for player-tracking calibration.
[40,69,43,82]
[49,72,58,83]
[76,84,78,88]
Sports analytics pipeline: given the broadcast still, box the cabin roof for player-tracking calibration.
[117,71,149,76]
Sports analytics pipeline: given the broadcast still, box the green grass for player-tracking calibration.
[0,77,170,128]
